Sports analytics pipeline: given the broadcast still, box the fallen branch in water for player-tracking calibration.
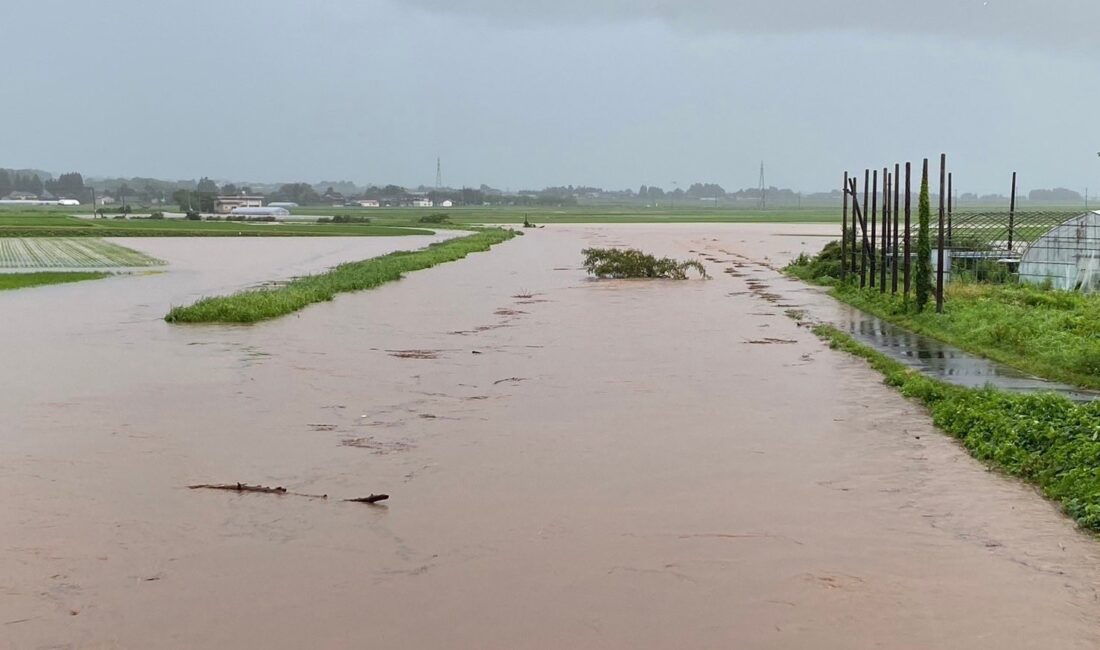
[345,494,389,504]
[188,483,328,499]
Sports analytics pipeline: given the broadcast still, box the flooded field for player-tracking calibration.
[3,225,1100,649]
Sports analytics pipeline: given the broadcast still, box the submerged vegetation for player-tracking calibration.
[0,271,110,291]
[582,248,707,279]
[815,324,1100,531]
[165,229,517,324]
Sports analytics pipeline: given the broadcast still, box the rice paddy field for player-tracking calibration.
[0,238,164,269]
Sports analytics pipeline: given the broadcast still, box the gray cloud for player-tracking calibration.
[402,0,1100,51]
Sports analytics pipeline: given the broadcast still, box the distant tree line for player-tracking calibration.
[0,169,46,197]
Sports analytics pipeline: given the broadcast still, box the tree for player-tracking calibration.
[915,160,933,311]
[221,183,239,196]
[117,183,134,206]
[270,182,320,205]
[172,189,192,212]
[196,177,218,193]
[0,169,12,197]
[381,184,407,198]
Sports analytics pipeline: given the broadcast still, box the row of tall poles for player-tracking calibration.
[839,154,950,313]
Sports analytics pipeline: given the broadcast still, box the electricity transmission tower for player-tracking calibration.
[435,157,443,190]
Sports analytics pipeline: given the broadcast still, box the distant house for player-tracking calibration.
[439,199,454,208]
[357,199,380,208]
[215,195,264,214]
[410,198,433,208]
[97,195,116,205]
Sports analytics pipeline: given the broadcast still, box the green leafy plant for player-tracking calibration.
[915,162,933,311]
[582,247,707,279]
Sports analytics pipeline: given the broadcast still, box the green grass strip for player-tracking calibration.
[786,241,1100,391]
[824,283,1100,392]
[165,228,518,324]
[814,323,1100,531]
[0,271,110,291]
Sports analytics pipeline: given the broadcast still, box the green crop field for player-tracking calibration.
[0,271,111,291]
[0,238,164,269]
[0,206,842,235]
[283,205,841,225]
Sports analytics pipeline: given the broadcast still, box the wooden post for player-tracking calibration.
[852,176,860,273]
[849,177,868,281]
[850,176,859,273]
[892,163,900,294]
[841,172,848,281]
[1008,171,1017,252]
[862,170,869,287]
[936,153,946,314]
[870,169,877,288]
[881,168,888,292]
[904,162,912,298]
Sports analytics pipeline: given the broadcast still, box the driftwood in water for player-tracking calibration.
[189,482,287,494]
[188,483,328,499]
[345,494,389,504]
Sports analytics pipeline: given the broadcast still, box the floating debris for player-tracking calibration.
[387,349,441,359]
[493,377,528,385]
[345,494,389,504]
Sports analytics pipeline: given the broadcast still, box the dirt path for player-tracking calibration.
[2,225,1098,649]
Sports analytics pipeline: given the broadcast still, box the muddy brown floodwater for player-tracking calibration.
[2,225,1099,649]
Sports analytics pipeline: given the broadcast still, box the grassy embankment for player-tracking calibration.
[814,323,1100,531]
[166,228,517,324]
[0,272,110,291]
[787,241,1100,391]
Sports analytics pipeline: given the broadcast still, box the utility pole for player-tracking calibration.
[758,161,766,210]
[435,157,442,191]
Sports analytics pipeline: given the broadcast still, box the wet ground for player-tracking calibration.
[2,225,1099,649]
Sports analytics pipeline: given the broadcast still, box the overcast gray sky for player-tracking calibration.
[4,0,1098,193]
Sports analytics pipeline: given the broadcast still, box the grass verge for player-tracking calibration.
[786,239,1100,390]
[814,323,1100,531]
[165,229,518,324]
[0,271,110,291]
[827,283,1100,391]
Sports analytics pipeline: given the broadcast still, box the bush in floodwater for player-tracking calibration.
[785,239,845,283]
[418,213,450,224]
[582,247,707,279]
